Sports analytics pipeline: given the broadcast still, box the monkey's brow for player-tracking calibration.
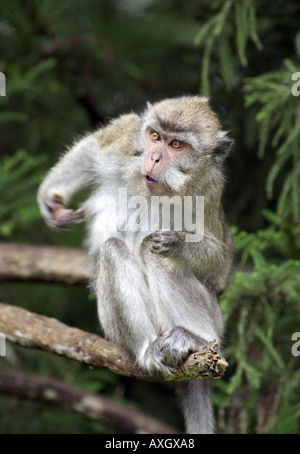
[154,112,193,134]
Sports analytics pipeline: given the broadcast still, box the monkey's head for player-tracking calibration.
[139,96,233,195]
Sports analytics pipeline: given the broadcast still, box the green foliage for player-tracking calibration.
[194,0,262,94]
[1,0,300,435]
[245,54,300,222]
[0,150,46,238]
[217,216,300,433]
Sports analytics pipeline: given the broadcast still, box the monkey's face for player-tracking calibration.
[139,96,232,195]
[142,127,194,194]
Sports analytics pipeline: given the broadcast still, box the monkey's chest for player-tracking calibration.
[85,190,151,254]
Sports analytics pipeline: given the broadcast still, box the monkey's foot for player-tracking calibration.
[140,338,177,377]
[139,338,228,382]
[159,326,207,368]
[139,327,215,378]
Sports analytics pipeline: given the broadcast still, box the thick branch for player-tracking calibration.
[0,303,228,382]
[0,243,244,285]
[0,243,88,285]
[0,369,178,434]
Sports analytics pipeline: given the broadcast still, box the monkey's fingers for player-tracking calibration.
[149,232,182,256]
[152,230,185,242]
[150,245,173,256]
[149,232,164,241]
[46,200,84,229]
[53,207,84,229]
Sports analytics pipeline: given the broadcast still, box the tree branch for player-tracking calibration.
[0,242,244,284]
[0,243,89,285]
[0,303,228,382]
[0,369,178,434]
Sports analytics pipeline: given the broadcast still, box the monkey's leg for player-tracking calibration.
[96,238,173,374]
[178,379,214,434]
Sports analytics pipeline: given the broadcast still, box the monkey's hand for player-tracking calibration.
[145,230,185,257]
[42,194,84,229]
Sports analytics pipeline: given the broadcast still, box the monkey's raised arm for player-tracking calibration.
[38,134,100,229]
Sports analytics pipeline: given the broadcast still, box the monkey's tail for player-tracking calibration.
[177,379,214,434]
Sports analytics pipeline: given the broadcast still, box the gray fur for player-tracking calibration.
[37,96,233,434]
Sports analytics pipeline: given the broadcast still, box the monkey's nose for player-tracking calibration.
[151,150,162,163]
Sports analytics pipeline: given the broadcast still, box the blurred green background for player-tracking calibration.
[1,0,300,434]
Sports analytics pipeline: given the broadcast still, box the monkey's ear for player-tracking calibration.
[146,101,152,109]
[212,136,233,164]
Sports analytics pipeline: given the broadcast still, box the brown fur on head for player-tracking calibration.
[151,96,220,131]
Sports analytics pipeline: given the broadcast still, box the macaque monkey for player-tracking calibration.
[38,96,233,434]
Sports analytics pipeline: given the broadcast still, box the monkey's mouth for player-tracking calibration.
[145,174,160,184]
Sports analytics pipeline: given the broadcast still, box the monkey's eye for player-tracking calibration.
[170,139,183,150]
[150,131,161,142]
